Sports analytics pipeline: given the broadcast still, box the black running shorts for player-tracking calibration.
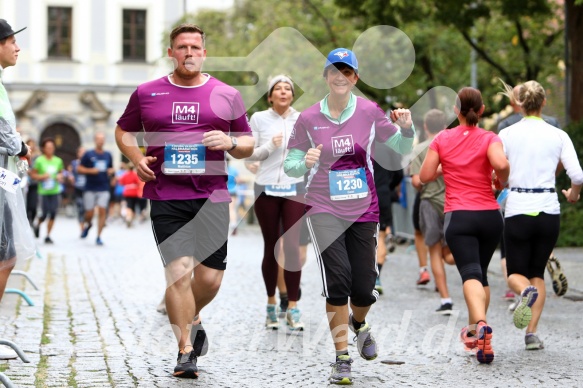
[150,199,229,270]
[307,213,379,307]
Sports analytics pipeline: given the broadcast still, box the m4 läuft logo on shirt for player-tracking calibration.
[172,102,200,124]
[332,135,355,157]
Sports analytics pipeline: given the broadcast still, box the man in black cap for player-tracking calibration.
[0,18,29,302]
[0,18,29,361]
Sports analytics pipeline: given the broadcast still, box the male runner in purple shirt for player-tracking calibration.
[115,24,254,379]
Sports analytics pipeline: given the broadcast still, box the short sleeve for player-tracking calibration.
[429,135,440,154]
[229,92,252,136]
[409,145,424,176]
[287,113,311,152]
[117,90,143,132]
[80,152,91,168]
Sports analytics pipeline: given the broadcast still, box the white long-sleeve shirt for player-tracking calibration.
[248,107,304,186]
[499,116,583,217]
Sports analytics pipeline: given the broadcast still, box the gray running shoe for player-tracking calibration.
[173,349,198,378]
[525,333,544,350]
[190,321,208,357]
[329,355,353,385]
[348,314,378,360]
[547,256,568,296]
[513,286,539,329]
[266,304,279,330]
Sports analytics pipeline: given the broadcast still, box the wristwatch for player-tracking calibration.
[229,136,238,151]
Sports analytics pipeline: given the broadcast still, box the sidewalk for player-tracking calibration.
[1,216,583,387]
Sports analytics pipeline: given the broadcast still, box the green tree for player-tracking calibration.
[567,0,583,122]
[334,0,567,120]
[167,0,362,113]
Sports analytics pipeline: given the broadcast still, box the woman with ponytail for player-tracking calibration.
[498,80,583,350]
[419,87,509,364]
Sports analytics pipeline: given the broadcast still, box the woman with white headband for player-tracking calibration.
[246,75,305,330]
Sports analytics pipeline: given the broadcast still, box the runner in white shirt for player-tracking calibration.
[499,80,583,350]
[246,75,305,330]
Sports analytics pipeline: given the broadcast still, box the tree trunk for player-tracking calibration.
[567,0,583,122]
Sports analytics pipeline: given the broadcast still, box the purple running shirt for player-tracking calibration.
[288,97,402,222]
[117,75,251,202]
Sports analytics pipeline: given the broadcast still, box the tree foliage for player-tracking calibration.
[167,0,363,113]
[167,0,575,125]
[334,0,567,122]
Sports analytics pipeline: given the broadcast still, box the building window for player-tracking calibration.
[48,7,73,58]
[123,9,146,61]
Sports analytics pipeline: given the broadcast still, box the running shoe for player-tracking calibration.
[547,256,568,297]
[80,223,92,238]
[476,321,494,364]
[508,297,518,312]
[279,294,289,318]
[513,286,539,329]
[286,307,305,331]
[44,236,54,244]
[190,321,209,357]
[416,269,430,285]
[374,277,383,295]
[386,234,396,253]
[156,297,167,315]
[96,237,104,246]
[435,303,453,315]
[173,349,199,378]
[459,326,477,352]
[503,289,516,300]
[329,355,353,385]
[266,304,279,330]
[348,314,378,360]
[525,333,544,350]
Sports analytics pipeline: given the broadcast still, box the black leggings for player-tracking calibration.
[505,212,559,279]
[254,192,304,302]
[444,210,503,286]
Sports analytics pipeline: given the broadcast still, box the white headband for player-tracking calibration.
[267,75,294,95]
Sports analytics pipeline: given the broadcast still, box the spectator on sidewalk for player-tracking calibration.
[0,18,31,307]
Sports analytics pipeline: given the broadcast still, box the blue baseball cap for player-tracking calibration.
[323,48,358,76]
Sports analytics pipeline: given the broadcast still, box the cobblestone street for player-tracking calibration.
[2,216,583,387]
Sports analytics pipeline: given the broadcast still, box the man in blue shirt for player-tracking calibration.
[77,132,113,245]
